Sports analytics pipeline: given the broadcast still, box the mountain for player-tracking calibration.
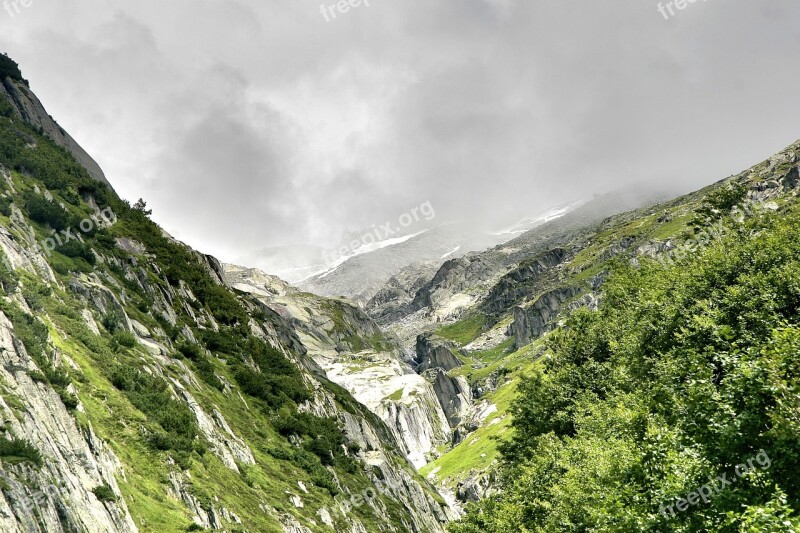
[2,49,797,532]
[449,145,800,531]
[366,186,674,342]
[223,264,454,471]
[234,244,327,285]
[361,138,800,530]
[291,204,593,304]
[0,54,454,532]
[0,54,111,190]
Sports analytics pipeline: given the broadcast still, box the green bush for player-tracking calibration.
[110,366,201,453]
[0,251,18,292]
[48,252,93,275]
[0,196,11,217]
[0,437,42,466]
[24,193,76,231]
[112,330,136,348]
[92,484,117,502]
[0,96,14,119]
[55,240,96,265]
[0,54,25,84]
[176,343,223,391]
[692,182,749,228]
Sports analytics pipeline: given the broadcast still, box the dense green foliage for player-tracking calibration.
[24,192,78,231]
[231,337,311,408]
[692,182,748,228]
[0,54,25,84]
[0,437,43,466]
[92,484,118,502]
[176,343,224,391]
[111,366,203,453]
[453,204,800,532]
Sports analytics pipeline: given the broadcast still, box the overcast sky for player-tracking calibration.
[1,0,799,262]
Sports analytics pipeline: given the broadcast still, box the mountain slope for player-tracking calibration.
[389,140,800,519]
[450,144,800,532]
[0,54,452,533]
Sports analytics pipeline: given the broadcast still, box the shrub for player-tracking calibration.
[0,54,25,84]
[692,182,749,227]
[92,484,117,502]
[112,330,137,348]
[55,240,96,265]
[110,366,201,453]
[176,344,223,391]
[101,312,122,334]
[0,251,18,292]
[0,437,42,466]
[0,196,11,216]
[24,193,75,231]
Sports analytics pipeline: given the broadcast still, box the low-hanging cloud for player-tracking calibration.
[2,0,800,262]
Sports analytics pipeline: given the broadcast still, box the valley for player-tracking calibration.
[0,50,798,531]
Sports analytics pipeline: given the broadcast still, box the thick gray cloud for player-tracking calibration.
[1,0,799,261]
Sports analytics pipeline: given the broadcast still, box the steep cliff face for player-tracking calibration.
[479,247,568,318]
[414,335,463,373]
[0,56,454,532]
[509,286,580,348]
[0,65,111,189]
[429,370,472,429]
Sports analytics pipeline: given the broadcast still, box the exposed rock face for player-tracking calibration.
[510,286,580,348]
[0,77,111,188]
[376,393,451,468]
[456,470,497,504]
[471,370,504,399]
[0,312,138,533]
[366,263,440,323]
[430,370,472,427]
[409,256,500,321]
[415,334,462,373]
[480,248,567,317]
[224,265,453,469]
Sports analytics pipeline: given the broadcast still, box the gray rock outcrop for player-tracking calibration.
[0,77,111,189]
[414,334,462,373]
[510,286,580,347]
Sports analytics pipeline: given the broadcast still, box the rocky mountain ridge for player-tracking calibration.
[0,55,454,532]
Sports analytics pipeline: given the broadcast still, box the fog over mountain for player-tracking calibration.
[1,0,800,531]
[2,1,800,264]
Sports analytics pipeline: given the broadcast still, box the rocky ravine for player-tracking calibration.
[224,265,475,471]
